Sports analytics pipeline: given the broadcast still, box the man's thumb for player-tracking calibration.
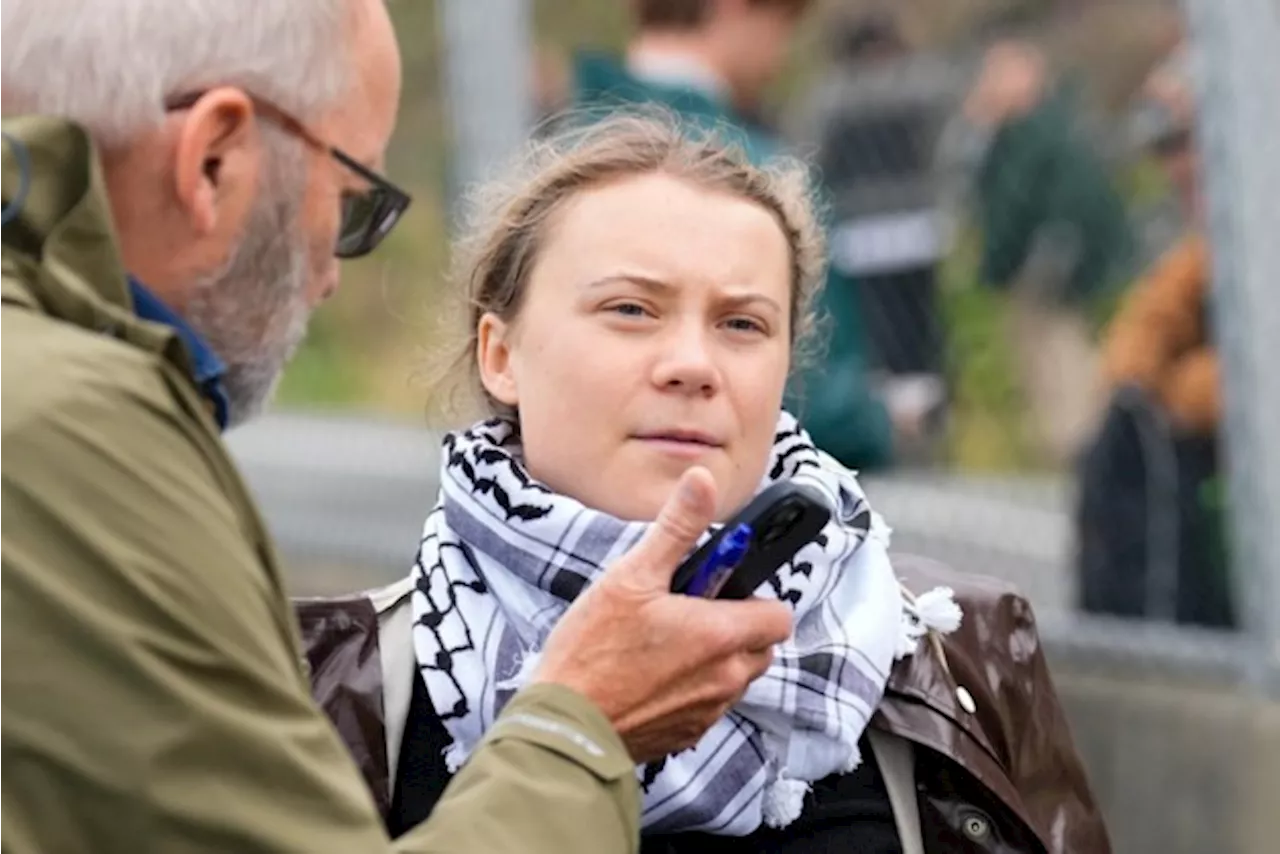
[619,467,718,587]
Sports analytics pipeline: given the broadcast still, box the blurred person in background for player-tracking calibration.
[1106,49,1215,441]
[1077,46,1234,629]
[542,0,924,472]
[789,9,962,458]
[303,114,1111,854]
[0,1,797,851]
[952,34,1133,467]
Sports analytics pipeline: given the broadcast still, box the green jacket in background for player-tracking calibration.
[975,84,1133,303]
[571,52,895,471]
[1,116,640,854]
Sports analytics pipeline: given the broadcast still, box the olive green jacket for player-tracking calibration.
[1,116,640,853]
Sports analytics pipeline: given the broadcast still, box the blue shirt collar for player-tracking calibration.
[127,277,230,430]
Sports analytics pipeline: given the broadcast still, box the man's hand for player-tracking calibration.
[532,467,793,763]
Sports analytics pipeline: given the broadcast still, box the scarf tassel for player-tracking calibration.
[762,777,812,828]
[896,585,962,660]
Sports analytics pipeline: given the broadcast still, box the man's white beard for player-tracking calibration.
[186,141,312,429]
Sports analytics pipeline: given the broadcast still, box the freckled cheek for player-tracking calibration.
[516,330,633,496]
[523,322,641,428]
[726,346,790,406]
[723,350,789,455]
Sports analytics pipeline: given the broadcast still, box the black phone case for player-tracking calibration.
[670,480,832,599]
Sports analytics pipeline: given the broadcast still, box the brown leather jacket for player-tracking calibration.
[295,554,1109,853]
[880,555,1109,853]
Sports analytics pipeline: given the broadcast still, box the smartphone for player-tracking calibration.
[670,480,832,600]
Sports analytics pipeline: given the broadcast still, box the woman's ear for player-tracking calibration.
[476,312,520,407]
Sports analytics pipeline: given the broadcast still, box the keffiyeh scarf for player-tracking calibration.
[410,412,955,835]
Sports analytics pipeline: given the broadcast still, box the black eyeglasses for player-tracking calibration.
[165,91,411,259]
[327,147,412,258]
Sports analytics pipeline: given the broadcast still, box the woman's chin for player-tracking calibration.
[588,472,748,525]
[549,447,760,523]
[598,483,668,523]
[577,475,684,523]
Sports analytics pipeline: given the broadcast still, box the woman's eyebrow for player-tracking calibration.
[581,273,675,294]
[583,274,783,314]
[720,292,783,314]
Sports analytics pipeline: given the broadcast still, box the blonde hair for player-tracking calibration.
[425,110,828,422]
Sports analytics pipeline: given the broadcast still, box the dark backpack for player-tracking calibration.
[1075,386,1234,628]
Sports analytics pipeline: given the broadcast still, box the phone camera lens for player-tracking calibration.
[761,502,802,544]
[776,504,802,529]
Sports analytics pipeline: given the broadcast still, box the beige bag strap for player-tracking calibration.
[372,577,417,794]
[868,729,925,854]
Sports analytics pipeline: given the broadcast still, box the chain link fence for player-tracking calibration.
[230,1,1280,850]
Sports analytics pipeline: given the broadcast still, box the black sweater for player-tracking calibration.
[387,673,901,853]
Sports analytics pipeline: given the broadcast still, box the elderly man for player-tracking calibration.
[0,1,792,852]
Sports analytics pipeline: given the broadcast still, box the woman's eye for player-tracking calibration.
[725,316,767,334]
[607,302,650,318]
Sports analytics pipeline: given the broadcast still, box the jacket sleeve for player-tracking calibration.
[976,120,1048,289]
[1102,234,1215,429]
[1,369,639,854]
[406,684,640,853]
[1103,234,1207,384]
[1158,346,1220,434]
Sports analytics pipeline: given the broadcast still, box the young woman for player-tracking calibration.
[298,111,1111,854]
[396,112,951,850]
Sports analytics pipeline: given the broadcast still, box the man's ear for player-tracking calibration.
[477,312,520,406]
[170,88,260,236]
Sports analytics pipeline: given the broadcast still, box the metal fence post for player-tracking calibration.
[1182,0,1280,696]
[437,0,534,212]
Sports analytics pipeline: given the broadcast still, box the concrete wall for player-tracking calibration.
[1047,628,1279,854]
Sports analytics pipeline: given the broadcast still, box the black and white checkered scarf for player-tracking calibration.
[410,412,948,835]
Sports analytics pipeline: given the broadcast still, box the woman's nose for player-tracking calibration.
[650,324,722,397]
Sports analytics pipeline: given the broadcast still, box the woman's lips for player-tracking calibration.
[633,433,723,458]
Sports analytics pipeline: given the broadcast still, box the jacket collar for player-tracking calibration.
[624,48,731,104]
[572,51,729,120]
[2,116,225,428]
[128,278,229,429]
[570,51,781,167]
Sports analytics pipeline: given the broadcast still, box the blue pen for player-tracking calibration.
[685,523,754,598]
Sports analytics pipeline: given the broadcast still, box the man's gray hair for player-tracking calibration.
[1,0,351,147]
